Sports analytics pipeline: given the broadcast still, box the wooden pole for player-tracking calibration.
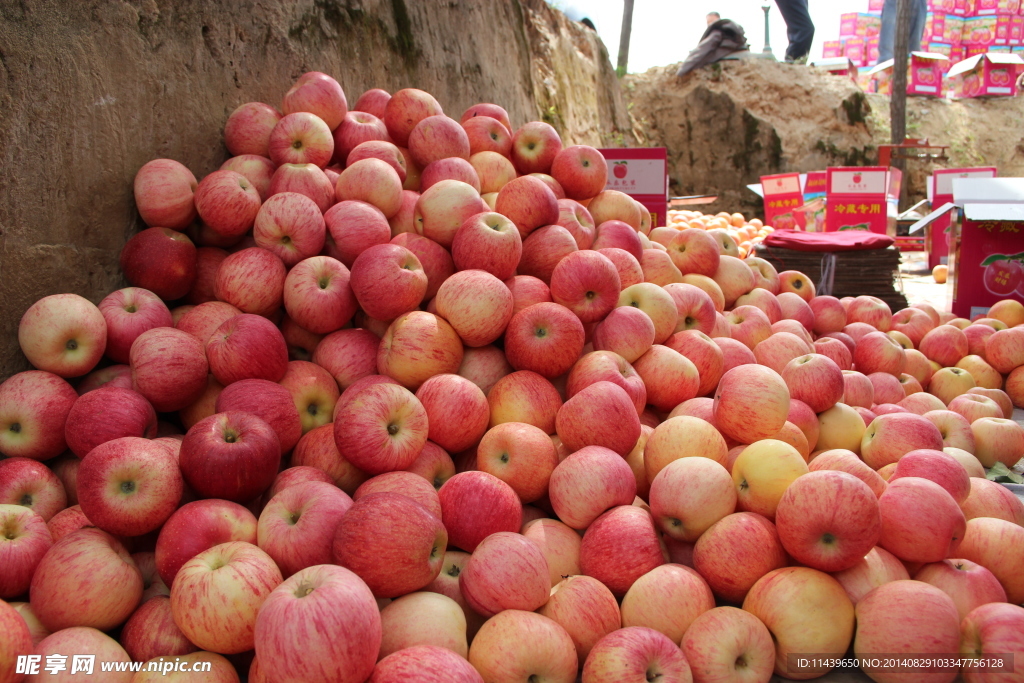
[890,0,911,168]
[617,0,634,77]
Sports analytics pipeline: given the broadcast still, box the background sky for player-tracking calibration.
[552,1,860,74]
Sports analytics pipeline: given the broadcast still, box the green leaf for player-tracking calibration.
[985,462,1024,484]
[980,254,1011,266]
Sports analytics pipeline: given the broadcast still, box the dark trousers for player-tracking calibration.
[774,0,815,60]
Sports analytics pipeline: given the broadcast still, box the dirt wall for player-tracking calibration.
[0,0,633,379]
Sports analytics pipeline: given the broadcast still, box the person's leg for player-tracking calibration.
[878,0,897,63]
[909,0,927,52]
[775,0,815,61]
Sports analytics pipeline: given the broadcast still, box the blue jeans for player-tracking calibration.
[877,0,928,64]
[774,0,815,61]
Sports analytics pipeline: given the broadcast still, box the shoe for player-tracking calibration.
[784,55,808,64]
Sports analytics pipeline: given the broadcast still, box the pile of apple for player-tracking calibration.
[3,70,1024,683]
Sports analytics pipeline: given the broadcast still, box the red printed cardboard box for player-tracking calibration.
[811,57,859,80]
[760,173,806,230]
[599,147,668,228]
[868,52,949,94]
[926,167,998,269]
[964,16,998,44]
[947,178,1024,318]
[840,12,882,37]
[823,40,843,58]
[995,14,1023,43]
[825,167,899,234]
[925,13,962,43]
[947,52,1024,96]
[843,37,867,65]
[869,0,884,10]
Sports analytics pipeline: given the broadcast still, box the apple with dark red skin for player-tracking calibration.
[215,378,304,454]
[179,411,281,503]
[206,313,289,385]
[130,327,209,413]
[120,227,198,302]
[64,386,157,458]
[438,471,523,552]
[154,498,258,587]
[504,302,585,379]
[99,287,173,364]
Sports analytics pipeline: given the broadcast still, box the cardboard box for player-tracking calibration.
[812,57,860,80]
[930,0,957,10]
[866,36,881,64]
[599,147,668,228]
[823,40,843,58]
[964,15,999,43]
[925,12,963,43]
[760,173,806,230]
[842,37,867,65]
[926,167,998,269]
[947,52,1024,96]
[924,41,956,67]
[868,52,950,94]
[826,167,901,234]
[840,12,882,37]
[869,0,884,10]
[971,0,1000,14]
[956,0,970,15]
[858,65,877,90]
[995,14,1023,43]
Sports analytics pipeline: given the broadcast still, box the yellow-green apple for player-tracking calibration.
[970,417,1024,468]
[959,602,1024,683]
[752,333,812,375]
[332,491,446,598]
[583,626,689,683]
[518,225,579,283]
[310,328,378,390]
[0,505,51,599]
[194,169,262,241]
[692,511,787,603]
[378,310,465,389]
[548,445,636,530]
[438,471,522,552]
[214,246,286,316]
[580,505,667,597]
[76,436,181,537]
[0,372,77,460]
[205,314,288,385]
[815,403,866,453]
[620,563,714,644]
[713,338,756,373]
[178,411,281,502]
[899,392,947,415]
[408,114,470,167]
[278,360,340,434]
[505,275,553,317]
[735,287,782,324]
[503,302,585,379]
[550,145,606,201]
[250,192,325,266]
[681,606,775,683]
[378,592,468,659]
[920,324,970,369]
[266,162,335,212]
[633,345,700,413]
[451,211,522,281]
[567,351,646,414]
[221,154,275,200]
[469,610,577,683]
[960,477,1024,524]
[465,117,513,159]
[742,567,854,679]
[30,528,141,631]
[119,595,198,663]
[538,575,620,667]
[549,250,621,323]
[170,541,282,654]
[854,580,960,683]
[266,465,334,499]
[18,293,107,379]
[29,626,132,682]
[601,247,644,290]
[987,299,1024,326]
[224,102,281,157]
[457,345,512,397]
[435,270,514,348]
[922,409,975,452]
[713,365,790,444]
[487,370,562,434]
[891,307,935,347]
[846,295,891,330]
[967,387,1013,418]
[371,645,483,683]
[154,499,257,587]
[914,559,1007,622]
[459,531,550,616]
[268,111,333,168]
[930,367,977,405]
[10,600,48,648]
[348,243,427,321]
[712,256,755,309]
[589,189,643,231]
[724,305,771,350]
[476,422,558,503]
[556,380,641,456]
[808,295,847,335]
[878,477,966,562]
[807,449,886,497]
[353,471,441,517]
[333,381,427,474]
[868,372,906,406]
[984,327,1024,374]
[592,307,656,365]
[774,471,879,572]
[644,415,728,481]
[256,480,352,578]
[731,440,808,520]
[780,353,843,413]
[282,71,347,130]
[334,111,390,162]
[0,457,66,521]
[98,288,173,365]
[860,412,944,470]
[890,449,970,504]
[958,516,1024,603]
[831,546,909,605]
[133,158,198,229]
[416,374,489,453]
[666,228,720,277]
[854,331,907,377]
[556,198,596,249]
[665,330,724,397]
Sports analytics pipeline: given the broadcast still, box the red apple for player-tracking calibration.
[0,371,79,461]
[129,327,208,412]
[580,505,667,598]
[878,477,966,563]
[119,595,198,663]
[99,288,173,364]
[494,175,560,239]
[713,365,790,443]
[214,246,286,316]
[692,512,787,603]
[268,112,334,168]
[206,313,288,385]
[194,169,262,240]
[224,103,282,157]
[681,606,776,683]
[0,505,52,599]
[282,71,347,130]
[266,162,335,211]
[257,480,352,578]
[154,498,258,587]
[510,121,562,175]
[437,471,522,552]
[133,158,198,229]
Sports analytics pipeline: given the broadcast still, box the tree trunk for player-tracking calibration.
[617,0,634,77]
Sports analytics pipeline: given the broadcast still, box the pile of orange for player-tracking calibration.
[663,210,775,259]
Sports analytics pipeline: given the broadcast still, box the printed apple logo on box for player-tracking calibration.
[981,253,1024,295]
[613,161,628,179]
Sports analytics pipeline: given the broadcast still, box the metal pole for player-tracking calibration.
[616,0,634,77]
[762,5,773,56]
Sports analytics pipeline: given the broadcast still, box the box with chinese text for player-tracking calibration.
[826,167,900,234]
[761,173,806,230]
[947,52,1024,96]
[599,147,668,228]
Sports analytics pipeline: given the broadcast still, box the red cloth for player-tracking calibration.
[764,229,895,252]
